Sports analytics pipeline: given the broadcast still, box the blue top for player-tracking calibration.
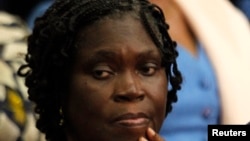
[159,43,221,141]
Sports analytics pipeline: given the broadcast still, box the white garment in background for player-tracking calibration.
[175,0,250,124]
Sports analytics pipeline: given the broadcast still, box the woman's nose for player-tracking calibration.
[113,71,145,102]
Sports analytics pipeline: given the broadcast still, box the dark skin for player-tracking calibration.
[64,15,166,141]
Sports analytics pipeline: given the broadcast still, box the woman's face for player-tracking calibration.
[65,15,168,141]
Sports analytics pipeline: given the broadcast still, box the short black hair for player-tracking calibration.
[18,0,182,140]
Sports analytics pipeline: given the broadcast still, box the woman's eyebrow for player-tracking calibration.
[137,49,161,60]
[83,50,119,64]
[85,48,160,63]
[91,50,118,59]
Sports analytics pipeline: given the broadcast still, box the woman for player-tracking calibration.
[18,0,182,141]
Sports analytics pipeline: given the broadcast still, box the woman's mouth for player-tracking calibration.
[113,112,150,128]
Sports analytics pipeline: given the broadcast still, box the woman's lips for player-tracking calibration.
[113,112,150,128]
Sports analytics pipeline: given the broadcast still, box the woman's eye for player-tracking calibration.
[92,65,114,79]
[139,63,158,76]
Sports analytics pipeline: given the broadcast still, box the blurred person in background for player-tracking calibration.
[230,0,250,21]
[0,11,45,141]
[149,0,250,141]
[0,0,54,30]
